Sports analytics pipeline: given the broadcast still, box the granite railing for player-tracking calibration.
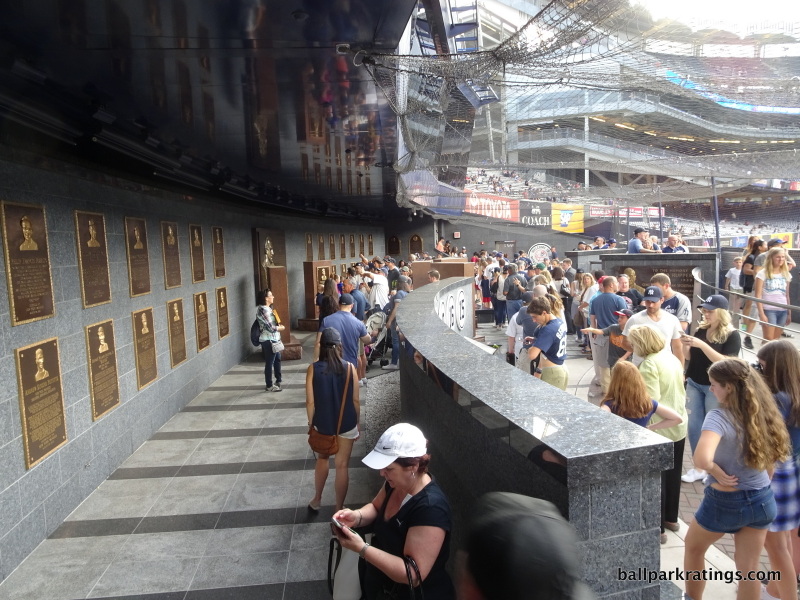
[396,277,674,599]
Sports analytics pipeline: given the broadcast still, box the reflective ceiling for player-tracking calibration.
[0,0,417,219]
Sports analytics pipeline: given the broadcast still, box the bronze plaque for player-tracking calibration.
[368,234,374,256]
[349,234,355,258]
[410,234,423,255]
[194,292,211,352]
[167,299,187,367]
[160,221,181,289]
[132,307,158,389]
[306,234,314,261]
[189,224,206,283]
[317,266,330,286]
[15,338,67,468]
[341,263,347,277]
[85,320,120,420]
[124,217,151,297]
[212,226,226,278]
[318,234,325,260]
[1,202,55,325]
[329,234,336,261]
[340,234,346,259]
[216,286,229,339]
[359,234,365,256]
[387,236,400,256]
[75,211,112,308]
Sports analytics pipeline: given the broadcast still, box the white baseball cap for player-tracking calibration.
[362,423,428,470]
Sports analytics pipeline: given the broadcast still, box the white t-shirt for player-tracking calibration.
[622,310,683,365]
[368,273,390,309]
[755,270,791,307]
[725,267,743,290]
[505,309,526,355]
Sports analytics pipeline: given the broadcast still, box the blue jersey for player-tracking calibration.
[533,318,567,365]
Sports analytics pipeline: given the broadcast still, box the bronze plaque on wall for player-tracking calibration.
[189,224,206,283]
[318,234,325,260]
[368,234,374,256]
[132,308,158,389]
[125,217,151,297]
[387,236,401,256]
[167,299,187,368]
[410,234,423,255]
[75,211,112,308]
[317,266,330,286]
[349,234,355,258]
[306,234,314,261]
[194,292,211,352]
[15,338,67,468]
[1,202,55,325]
[359,234,365,256]
[341,263,347,277]
[85,320,120,420]
[340,235,346,259]
[329,234,336,261]
[212,226,226,278]
[160,221,181,289]
[216,287,229,339]
[614,265,695,298]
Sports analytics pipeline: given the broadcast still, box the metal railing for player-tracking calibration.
[691,266,798,354]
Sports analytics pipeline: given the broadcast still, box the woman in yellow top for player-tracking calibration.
[628,325,687,544]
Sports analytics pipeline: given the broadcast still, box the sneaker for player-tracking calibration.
[744,336,754,349]
[681,468,706,483]
[664,521,680,532]
[660,533,668,544]
[269,384,282,392]
[782,332,794,338]
[381,364,399,371]
[359,379,366,388]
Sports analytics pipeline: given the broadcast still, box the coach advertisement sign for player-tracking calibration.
[519,201,552,227]
[464,190,519,222]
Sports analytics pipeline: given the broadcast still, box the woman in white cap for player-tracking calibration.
[332,423,455,599]
[306,327,360,512]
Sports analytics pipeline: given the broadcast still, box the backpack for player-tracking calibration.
[496,275,507,300]
[250,319,262,347]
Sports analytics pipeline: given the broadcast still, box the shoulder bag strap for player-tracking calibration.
[334,364,352,435]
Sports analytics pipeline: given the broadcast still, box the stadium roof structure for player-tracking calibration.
[353,0,800,216]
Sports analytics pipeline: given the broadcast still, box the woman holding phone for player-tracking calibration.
[332,424,455,599]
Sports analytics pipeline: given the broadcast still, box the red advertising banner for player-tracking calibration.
[464,190,520,222]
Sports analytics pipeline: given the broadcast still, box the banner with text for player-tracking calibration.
[464,190,520,222]
[518,201,552,228]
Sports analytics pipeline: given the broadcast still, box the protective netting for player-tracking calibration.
[358,0,800,213]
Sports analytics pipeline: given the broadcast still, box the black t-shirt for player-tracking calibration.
[617,289,643,308]
[366,480,455,599]
[741,253,756,291]
[685,327,742,385]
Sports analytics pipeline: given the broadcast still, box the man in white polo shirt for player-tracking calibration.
[621,286,684,366]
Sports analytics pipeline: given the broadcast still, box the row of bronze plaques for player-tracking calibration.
[15,289,229,470]
[0,201,226,326]
[306,233,374,262]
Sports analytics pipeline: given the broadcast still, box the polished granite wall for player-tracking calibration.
[396,278,673,598]
[0,155,385,581]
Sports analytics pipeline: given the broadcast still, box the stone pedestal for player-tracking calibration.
[265,266,302,360]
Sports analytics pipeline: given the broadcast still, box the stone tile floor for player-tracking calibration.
[0,331,384,600]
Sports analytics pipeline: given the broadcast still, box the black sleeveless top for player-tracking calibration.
[364,479,455,599]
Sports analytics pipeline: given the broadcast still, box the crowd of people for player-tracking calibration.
[251,235,800,599]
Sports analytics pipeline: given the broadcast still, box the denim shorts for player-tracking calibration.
[764,310,788,327]
[695,485,776,534]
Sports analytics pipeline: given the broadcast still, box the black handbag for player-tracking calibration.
[250,319,261,347]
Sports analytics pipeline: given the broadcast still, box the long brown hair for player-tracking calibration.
[603,362,653,419]
[757,340,800,427]
[707,358,790,470]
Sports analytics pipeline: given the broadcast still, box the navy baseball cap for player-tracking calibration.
[643,286,663,301]
[339,293,354,305]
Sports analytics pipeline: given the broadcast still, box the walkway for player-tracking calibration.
[0,332,381,600]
